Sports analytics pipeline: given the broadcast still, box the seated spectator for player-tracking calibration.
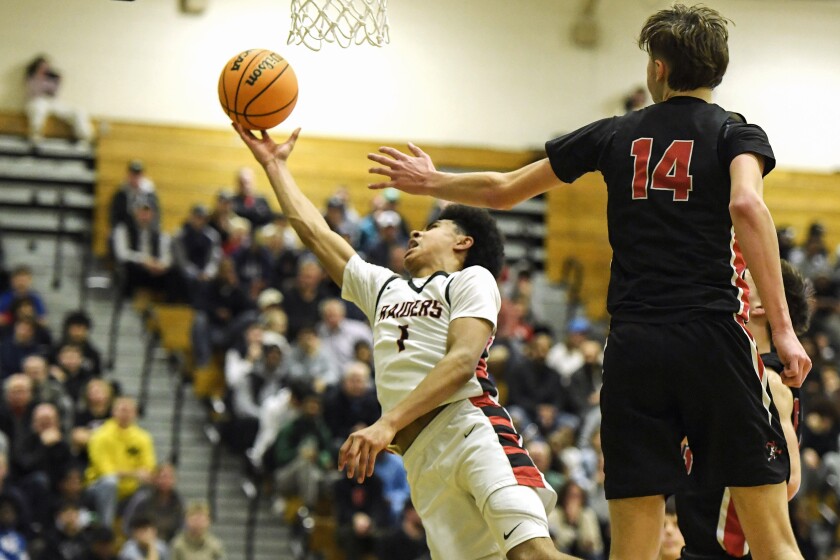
[322,361,380,456]
[0,494,28,560]
[375,500,430,560]
[5,296,52,348]
[567,339,603,419]
[366,210,407,269]
[231,229,273,300]
[0,265,47,328]
[0,453,30,537]
[207,189,236,247]
[323,195,359,248]
[260,223,300,291]
[316,298,373,373]
[270,382,334,516]
[287,326,340,393]
[232,167,273,228]
[548,480,604,560]
[50,311,102,376]
[353,339,374,376]
[282,259,331,342]
[23,355,75,432]
[222,216,251,257]
[190,257,257,371]
[112,197,186,302]
[356,195,386,256]
[224,322,263,390]
[85,397,156,527]
[121,463,184,543]
[334,475,391,560]
[546,317,592,383]
[36,500,92,560]
[118,514,169,560]
[373,452,410,527]
[0,317,44,376]
[84,524,118,560]
[526,439,567,496]
[108,160,159,236]
[50,343,94,406]
[71,378,115,464]
[506,330,573,434]
[226,332,289,453]
[24,55,94,147]
[0,375,36,452]
[172,204,222,300]
[45,465,96,529]
[659,496,685,560]
[170,500,225,560]
[11,402,72,520]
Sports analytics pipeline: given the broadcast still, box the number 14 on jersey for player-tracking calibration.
[630,138,695,201]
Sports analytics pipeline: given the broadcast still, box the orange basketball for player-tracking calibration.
[218,49,298,130]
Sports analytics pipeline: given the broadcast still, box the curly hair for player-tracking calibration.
[436,204,505,279]
[638,4,731,91]
[781,259,813,336]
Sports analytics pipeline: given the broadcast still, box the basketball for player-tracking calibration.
[218,49,298,130]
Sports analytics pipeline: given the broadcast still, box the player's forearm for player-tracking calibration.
[381,352,476,433]
[426,159,559,210]
[264,160,354,284]
[730,198,794,335]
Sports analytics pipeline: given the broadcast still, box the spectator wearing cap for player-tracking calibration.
[324,195,360,248]
[112,197,187,302]
[172,204,222,302]
[366,209,407,270]
[381,188,411,240]
[108,160,159,247]
[190,256,257,371]
[357,194,387,256]
[232,166,273,228]
[227,331,290,453]
[50,310,102,376]
[546,316,593,384]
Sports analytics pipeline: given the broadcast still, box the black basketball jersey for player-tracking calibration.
[546,97,775,323]
[676,352,799,559]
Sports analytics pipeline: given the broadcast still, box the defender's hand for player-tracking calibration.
[368,143,436,194]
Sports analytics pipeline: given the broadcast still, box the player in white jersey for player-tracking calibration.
[233,124,579,560]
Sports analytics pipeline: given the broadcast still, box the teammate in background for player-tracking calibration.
[677,261,812,559]
[367,4,810,559]
[232,123,577,560]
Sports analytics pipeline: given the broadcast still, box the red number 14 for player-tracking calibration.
[630,138,694,201]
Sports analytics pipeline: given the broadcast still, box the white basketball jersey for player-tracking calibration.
[342,255,501,414]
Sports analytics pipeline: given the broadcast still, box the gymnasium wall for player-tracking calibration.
[0,0,838,171]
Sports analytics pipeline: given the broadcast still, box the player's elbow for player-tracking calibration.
[728,192,767,223]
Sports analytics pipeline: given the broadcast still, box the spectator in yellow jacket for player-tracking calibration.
[85,396,155,527]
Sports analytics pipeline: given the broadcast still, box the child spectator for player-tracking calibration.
[170,500,225,560]
[121,463,185,543]
[0,494,28,560]
[0,265,46,328]
[50,310,101,376]
[118,513,169,560]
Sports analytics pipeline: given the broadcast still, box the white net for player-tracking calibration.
[287,0,390,51]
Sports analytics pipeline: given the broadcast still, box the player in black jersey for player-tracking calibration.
[677,261,812,560]
[367,4,811,559]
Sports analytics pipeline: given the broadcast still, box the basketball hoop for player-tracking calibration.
[287,0,390,51]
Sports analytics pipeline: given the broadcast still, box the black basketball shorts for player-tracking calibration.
[600,316,789,500]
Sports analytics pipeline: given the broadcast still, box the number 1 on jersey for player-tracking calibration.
[630,138,694,201]
[397,325,409,352]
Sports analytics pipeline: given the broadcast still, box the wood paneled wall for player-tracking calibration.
[3,110,838,323]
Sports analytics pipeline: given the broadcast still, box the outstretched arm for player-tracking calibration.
[233,124,356,287]
[729,153,811,387]
[368,144,563,210]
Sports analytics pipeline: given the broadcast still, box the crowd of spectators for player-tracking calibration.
[9,139,840,559]
[0,257,224,558]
